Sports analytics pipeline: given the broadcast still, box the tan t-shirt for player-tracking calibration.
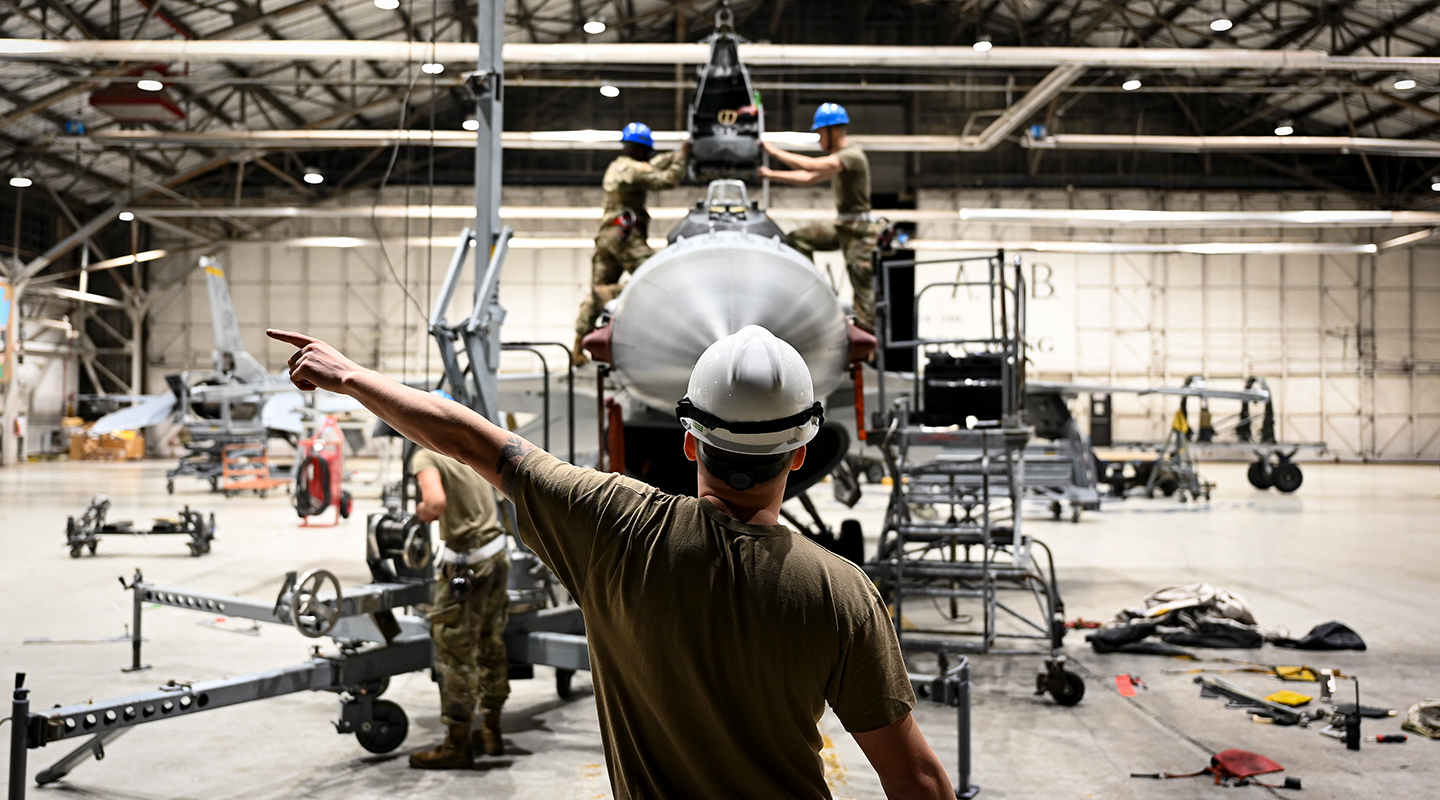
[412,448,502,553]
[511,450,915,800]
[832,144,871,215]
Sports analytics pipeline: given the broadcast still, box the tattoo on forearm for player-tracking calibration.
[497,434,535,496]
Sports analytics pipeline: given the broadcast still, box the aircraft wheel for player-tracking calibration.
[1272,463,1303,493]
[1247,461,1271,489]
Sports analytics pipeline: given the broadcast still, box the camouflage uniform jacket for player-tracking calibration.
[599,149,687,231]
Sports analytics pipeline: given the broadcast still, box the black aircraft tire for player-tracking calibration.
[1247,461,1272,489]
[1272,463,1303,493]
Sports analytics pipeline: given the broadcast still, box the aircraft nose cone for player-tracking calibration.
[607,231,850,410]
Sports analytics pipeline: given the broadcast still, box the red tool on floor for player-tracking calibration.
[1116,674,1147,697]
[1366,734,1407,743]
[294,415,352,527]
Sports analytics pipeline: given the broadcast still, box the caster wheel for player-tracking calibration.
[209,476,219,492]
[1272,462,1303,493]
[188,544,203,557]
[339,492,353,519]
[258,489,268,499]
[1246,461,1271,489]
[354,700,408,754]
[1048,669,1086,706]
[69,545,83,559]
[865,463,885,484]
[1049,501,1062,520]
[87,542,97,555]
[166,480,175,495]
[1071,506,1081,524]
[556,668,575,700]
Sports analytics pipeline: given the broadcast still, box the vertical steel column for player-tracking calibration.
[9,673,28,800]
[467,0,506,423]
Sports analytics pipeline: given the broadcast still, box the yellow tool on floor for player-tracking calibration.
[1265,689,1313,707]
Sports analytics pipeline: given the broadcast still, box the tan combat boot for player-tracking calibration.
[408,722,472,769]
[473,708,504,756]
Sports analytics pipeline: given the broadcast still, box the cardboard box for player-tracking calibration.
[69,428,145,461]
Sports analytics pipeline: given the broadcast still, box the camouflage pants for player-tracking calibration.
[574,224,654,338]
[430,552,510,725]
[786,219,885,332]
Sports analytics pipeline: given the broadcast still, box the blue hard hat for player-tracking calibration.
[620,122,654,148]
[811,103,849,131]
[430,389,455,402]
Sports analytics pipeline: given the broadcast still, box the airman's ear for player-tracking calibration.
[790,444,807,471]
[683,431,698,463]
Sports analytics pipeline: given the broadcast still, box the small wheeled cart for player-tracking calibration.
[64,495,215,558]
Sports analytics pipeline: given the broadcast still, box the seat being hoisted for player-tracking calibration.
[687,4,762,181]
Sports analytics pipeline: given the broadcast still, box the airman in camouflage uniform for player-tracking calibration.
[573,123,689,365]
[409,446,510,769]
[759,103,884,333]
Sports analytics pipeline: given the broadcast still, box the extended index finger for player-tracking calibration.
[266,329,318,348]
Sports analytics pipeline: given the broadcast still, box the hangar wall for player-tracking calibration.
[147,187,1440,461]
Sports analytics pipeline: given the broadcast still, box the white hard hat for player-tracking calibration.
[676,325,824,456]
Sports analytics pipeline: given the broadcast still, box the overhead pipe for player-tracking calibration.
[175,235,1382,256]
[7,40,1440,71]
[129,204,1440,229]
[1025,132,1440,158]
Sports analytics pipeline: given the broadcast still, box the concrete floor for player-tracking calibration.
[1,457,1436,799]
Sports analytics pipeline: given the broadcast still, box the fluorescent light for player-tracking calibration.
[599,84,620,98]
[462,117,479,131]
[118,211,135,222]
[420,62,444,75]
[1393,77,1417,90]
[1210,18,1233,32]
[1274,122,1294,136]
[136,78,163,92]
[583,19,606,35]
[1122,77,1142,91]
[972,37,992,52]
[8,177,31,188]
[303,168,324,185]
[1431,181,1440,192]
[374,0,398,8]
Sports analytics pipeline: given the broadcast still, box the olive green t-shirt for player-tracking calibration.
[832,144,871,215]
[411,448,502,553]
[511,450,915,800]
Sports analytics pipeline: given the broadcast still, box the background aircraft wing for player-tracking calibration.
[89,394,177,434]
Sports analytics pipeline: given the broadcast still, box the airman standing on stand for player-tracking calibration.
[758,103,885,333]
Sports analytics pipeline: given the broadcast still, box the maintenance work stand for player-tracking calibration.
[865,248,1084,708]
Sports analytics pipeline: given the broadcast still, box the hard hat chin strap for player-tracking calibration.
[697,442,793,492]
[675,398,824,434]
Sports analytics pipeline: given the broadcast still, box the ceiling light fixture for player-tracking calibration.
[421,62,444,75]
[1393,76,1417,91]
[462,117,479,131]
[1122,75,1143,91]
[973,35,992,52]
[303,167,324,185]
[599,84,620,98]
[9,176,31,188]
[583,19,606,35]
[136,78,163,92]
[1274,120,1294,136]
[374,0,399,9]
[1431,179,1440,192]
[118,211,135,222]
[1210,18,1233,32]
